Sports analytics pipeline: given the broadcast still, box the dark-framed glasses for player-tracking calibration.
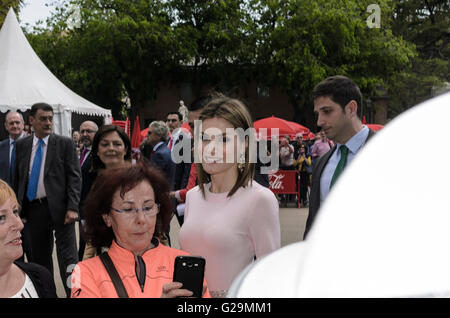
[111,203,160,218]
[80,129,96,134]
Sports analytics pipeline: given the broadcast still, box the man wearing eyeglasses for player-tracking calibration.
[13,103,81,297]
[77,120,98,260]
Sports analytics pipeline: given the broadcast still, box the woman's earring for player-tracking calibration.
[238,152,246,172]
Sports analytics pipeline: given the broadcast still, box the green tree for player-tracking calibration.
[28,0,181,119]
[0,0,23,25]
[251,0,415,128]
[389,0,449,115]
[169,0,257,96]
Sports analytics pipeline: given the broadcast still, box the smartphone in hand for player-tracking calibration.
[173,256,205,298]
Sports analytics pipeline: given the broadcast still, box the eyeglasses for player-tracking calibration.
[80,129,96,134]
[166,119,178,123]
[111,203,160,218]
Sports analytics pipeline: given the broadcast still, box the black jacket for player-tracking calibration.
[14,261,57,298]
[304,129,376,239]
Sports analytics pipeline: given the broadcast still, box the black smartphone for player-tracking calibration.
[173,255,206,298]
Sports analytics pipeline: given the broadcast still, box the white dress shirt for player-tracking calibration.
[320,125,370,202]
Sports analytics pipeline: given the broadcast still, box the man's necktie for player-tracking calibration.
[26,139,44,202]
[10,140,15,180]
[168,137,173,150]
[80,148,87,165]
[329,145,349,189]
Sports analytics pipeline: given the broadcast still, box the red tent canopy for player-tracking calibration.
[286,120,310,134]
[254,116,309,140]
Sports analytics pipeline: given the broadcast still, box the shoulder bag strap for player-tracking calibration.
[99,252,129,298]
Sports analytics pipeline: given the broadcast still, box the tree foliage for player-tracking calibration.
[388,0,450,115]
[250,0,415,126]
[24,0,443,124]
[0,0,23,25]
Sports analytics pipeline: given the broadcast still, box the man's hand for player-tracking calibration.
[64,210,79,224]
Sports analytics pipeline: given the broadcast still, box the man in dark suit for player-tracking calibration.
[77,120,98,260]
[0,111,25,186]
[13,103,81,297]
[145,120,175,187]
[304,76,375,239]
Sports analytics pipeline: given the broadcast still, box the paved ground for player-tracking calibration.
[53,204,308,297]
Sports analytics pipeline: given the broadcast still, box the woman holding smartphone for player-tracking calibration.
[179,94,281,298]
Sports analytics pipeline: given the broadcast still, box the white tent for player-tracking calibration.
[0,8,112,137]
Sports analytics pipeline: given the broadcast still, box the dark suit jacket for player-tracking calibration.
[150,143,175,188]
[304,129,375,239]
[13,133,82,227]
[79,151,95,218]
[14,261,57,298]
[0,138,11,185]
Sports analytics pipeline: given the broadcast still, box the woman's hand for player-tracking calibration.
[161,282,194,298]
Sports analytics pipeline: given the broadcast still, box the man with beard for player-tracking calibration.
[77,121,98,260]
[304,76,375,239]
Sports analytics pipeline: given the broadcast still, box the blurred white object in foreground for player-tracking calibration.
[230,92,450,298]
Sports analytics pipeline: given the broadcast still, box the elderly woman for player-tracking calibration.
[71,162,209,298]
[0,180,56,298]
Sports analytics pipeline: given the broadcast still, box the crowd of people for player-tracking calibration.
[0,75,375,298]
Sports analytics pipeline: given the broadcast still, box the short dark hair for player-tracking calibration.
[30,103,53,117]
[167,112,182,121]
[90,124,132,172]
[82,162,173,249]
[312,75,362,115]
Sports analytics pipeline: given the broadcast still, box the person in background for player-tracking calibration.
[310,130,332,161]
[71,163,209,298]
[72,130,81,157]
[165,111,183,151]
[82,124,131,260]
[13,103,81,297]
[0,179,57,298]
[279,136,294,170]
[77,121,99,260]
[23,123,31,136]
[169,96,213,227]
[293,143,312,207]
[179,94,280,298]
[0,111,25,186]
[145,121,175,186]
[292,133,304,160]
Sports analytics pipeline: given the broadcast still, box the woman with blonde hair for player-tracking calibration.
[179,94,280,298]
[0,180,56,298]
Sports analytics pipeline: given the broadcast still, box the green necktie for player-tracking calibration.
[329,145,349,189]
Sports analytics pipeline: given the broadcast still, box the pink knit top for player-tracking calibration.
[179,181,280,297]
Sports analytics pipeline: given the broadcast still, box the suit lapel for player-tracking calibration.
[23,136,33,174]
[316,145,336,183]
[44,134,56,177]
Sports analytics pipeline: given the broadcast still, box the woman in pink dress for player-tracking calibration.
[179,94,280,298]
